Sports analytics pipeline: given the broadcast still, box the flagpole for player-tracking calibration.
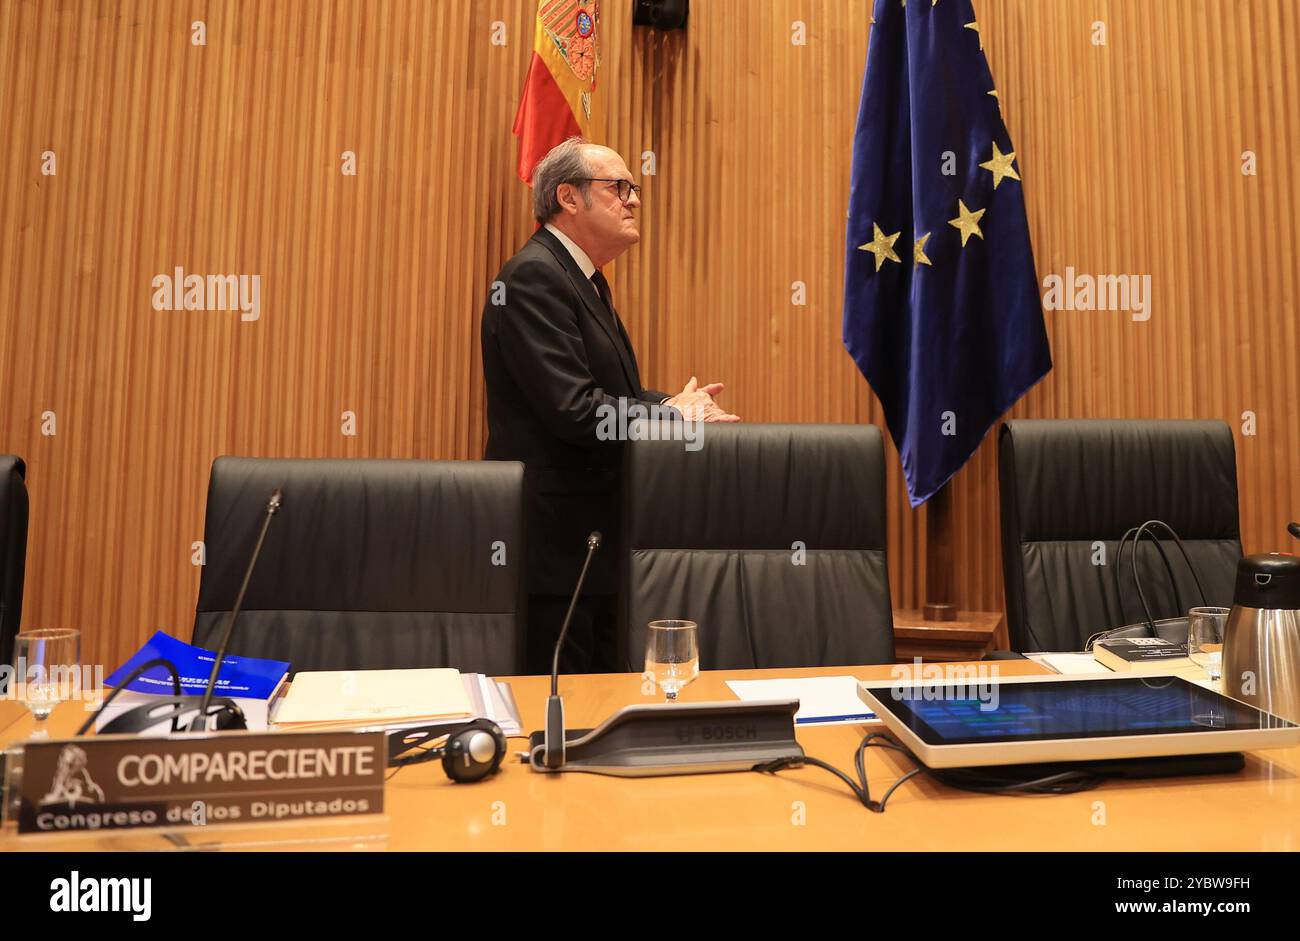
[923,480,958,621]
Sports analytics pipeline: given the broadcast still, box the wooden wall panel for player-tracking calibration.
[1,0,1296,671]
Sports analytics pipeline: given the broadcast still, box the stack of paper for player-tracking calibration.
[1030,652,1117,676]
[274,668,475,731]
[725,675,878,725]
[463,673,523,736]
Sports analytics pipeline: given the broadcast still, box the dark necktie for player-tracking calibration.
[590,270,617,329]
[591,268,639,387]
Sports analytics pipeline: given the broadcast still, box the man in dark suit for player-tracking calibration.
[481,138,737,675]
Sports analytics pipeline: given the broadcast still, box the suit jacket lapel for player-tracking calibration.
[609,303,645,391]
[532,228,640,392]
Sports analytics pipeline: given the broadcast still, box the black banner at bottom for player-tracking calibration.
[0,852,1286,926]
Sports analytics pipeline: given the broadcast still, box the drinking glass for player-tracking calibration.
[645,620,699,702]
[1187,607,1229,682]
[12,629,82,738]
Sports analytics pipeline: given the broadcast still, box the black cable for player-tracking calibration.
[790,756,870,805]
[878,768,923,806]
[1138,519,1208,608]
[1105,519,1207,647]
[856,734,919,811]
[756,732,920,813]
[931,766,1101,795]
[757,731,1107,813]
[1130,520,1181,632]
[75,658,182,736]
[386,737,446,781]
[1116,523,1179,634]
[386,732,531,781]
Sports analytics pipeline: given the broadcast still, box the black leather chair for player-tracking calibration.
[193,457,526,676]
[998,420,1242,652]
[0,456,29,668]
[621,423,895,671]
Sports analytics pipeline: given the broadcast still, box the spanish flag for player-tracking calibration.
[513,0,602,184]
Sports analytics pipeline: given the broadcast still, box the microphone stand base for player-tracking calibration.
[527,700,803,777]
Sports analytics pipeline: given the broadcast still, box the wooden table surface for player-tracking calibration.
[3,659,1298,851]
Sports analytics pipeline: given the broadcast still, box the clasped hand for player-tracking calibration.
[664,377,740,423]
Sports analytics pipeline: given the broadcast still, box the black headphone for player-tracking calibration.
[386,718,507,783]
[82,695,248,736]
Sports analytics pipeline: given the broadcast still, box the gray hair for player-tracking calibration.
[532,137,594,223]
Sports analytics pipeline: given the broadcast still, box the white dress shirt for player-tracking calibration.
[544,223,597,279]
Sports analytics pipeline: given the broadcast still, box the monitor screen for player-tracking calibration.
[870,677,1297,746]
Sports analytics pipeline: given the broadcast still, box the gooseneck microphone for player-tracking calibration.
[190,488,284,732]
[81,488,284,736]
[543,531,601,769]
[526,530,803,777]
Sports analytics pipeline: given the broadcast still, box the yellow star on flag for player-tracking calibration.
[858,223,902,271]
[948,200,986,247]
[979,142,1021,189]
[964,21,983,50]
[914,232,933,267]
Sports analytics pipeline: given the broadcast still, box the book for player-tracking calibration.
[1093,637,1193,674]
[105,630,289,700]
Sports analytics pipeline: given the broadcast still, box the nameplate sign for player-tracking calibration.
[16,730,385,835]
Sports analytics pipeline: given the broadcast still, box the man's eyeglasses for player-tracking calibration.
[569,178,642,204]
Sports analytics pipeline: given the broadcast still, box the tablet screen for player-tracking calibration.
[871,677,1297,746]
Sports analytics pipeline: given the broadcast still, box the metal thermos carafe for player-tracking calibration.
[1223,553,1300,723]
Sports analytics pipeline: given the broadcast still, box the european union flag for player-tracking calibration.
[843,0,1052,506]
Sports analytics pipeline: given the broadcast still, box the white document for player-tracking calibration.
[275,668,473,729]
[480,675,522,735]
[725,675,878,725]
[1031,653,1116,676]
[460,673,521,735]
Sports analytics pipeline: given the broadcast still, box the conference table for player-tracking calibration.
[2,659,1298,851]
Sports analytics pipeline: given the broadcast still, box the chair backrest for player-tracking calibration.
[621,423,895,671]
[998,419,1242,652]
[0,456,29,668]
[193,457,525,676]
